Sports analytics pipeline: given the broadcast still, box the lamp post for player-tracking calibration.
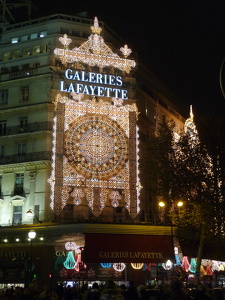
[28,230,36,282]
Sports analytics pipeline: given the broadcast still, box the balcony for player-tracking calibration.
[9,68,38,79]
[0,151,51,165]
[0,122,53,137]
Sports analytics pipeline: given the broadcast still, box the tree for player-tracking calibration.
[144,107,225,283]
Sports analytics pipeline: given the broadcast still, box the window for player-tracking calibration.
[21,35,28,42]
[0,145,5,158]
[0,90,8,104]
[21,86,29,102]
[12,50,20,59]
[20,117,28,132]
[11,37,18,44]
[22,64,29,70]
[17,142,26,156]
[22,48,31,57]
[11,66,19,72]
[33,45,41,55]
[3,52,10,61]
[15,173,24,196]
[35,205,40,223]
[13,206,22,225]
[40,31,47,38]
[0,120,7,135]
[30,33,38,39]
[144,101,150,117]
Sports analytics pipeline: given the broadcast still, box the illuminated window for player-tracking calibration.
[15,173,24,195]
[30,33,38,39]
[11,37,18,44]
[21,86,29,102]
[22,48,31,57]
[33,45,41,55]
[3,52,10,61]
[13,206,22,225]
[17,142,26,156]
[12,50,20,59]
[0,120,7,135]
[0,90,8,104]
[21,35,28,42]
[40,31,47,38]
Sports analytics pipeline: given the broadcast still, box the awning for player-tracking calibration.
[84,233,174,263]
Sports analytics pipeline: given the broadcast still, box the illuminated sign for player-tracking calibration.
[59,69,128,100]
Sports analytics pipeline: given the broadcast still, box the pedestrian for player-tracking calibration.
[86,283,101,300]
[100,281,124,300]
[168,281,191,300]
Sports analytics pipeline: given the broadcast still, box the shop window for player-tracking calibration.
[0,145,5,158]
[11,37,18,44]
[3,52,11,61]
[20,86,29,102]
[21,35,28,42]
[12,50,20,59]
[33,45,41,55]
[17,142,26,156]
[0,120,7,135]
[30,33,38,39]
[13,205,22,225]
[40,31,47,38]
[0,90,8,104]
[14,173,24,196]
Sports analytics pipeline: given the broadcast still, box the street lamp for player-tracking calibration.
[28,230,36,282]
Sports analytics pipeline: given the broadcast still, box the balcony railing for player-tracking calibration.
[9,68,38,79]
[0,151,51,165]
[0,122,53,137]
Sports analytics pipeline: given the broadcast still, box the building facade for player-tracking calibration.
[0,13,186,286]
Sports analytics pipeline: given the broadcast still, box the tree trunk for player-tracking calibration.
[194,227,205,286]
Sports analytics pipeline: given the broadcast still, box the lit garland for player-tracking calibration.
[113,263,126,272]
[63,251,76,269]
[181,256,190,272]
[65,242,76,251]
[131,263,144,270]
[162,260,173,270]
[54,17,136,74]
[189,258,197,273]
[100,263,112,268]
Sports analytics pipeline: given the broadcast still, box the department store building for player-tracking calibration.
[0,12,187,286]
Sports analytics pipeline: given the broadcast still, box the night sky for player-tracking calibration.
[25,1,225,118]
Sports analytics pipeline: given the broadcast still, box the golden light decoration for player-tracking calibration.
[49,94,141,218]
[54,17,136,73]
[131,263,144,270]
[113,263,126,272]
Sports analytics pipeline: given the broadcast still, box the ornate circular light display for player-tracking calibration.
[65,115,128,179]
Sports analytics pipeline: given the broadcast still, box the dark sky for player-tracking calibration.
[27,1,225,117]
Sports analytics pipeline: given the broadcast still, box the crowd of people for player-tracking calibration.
[0,280,224,300]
